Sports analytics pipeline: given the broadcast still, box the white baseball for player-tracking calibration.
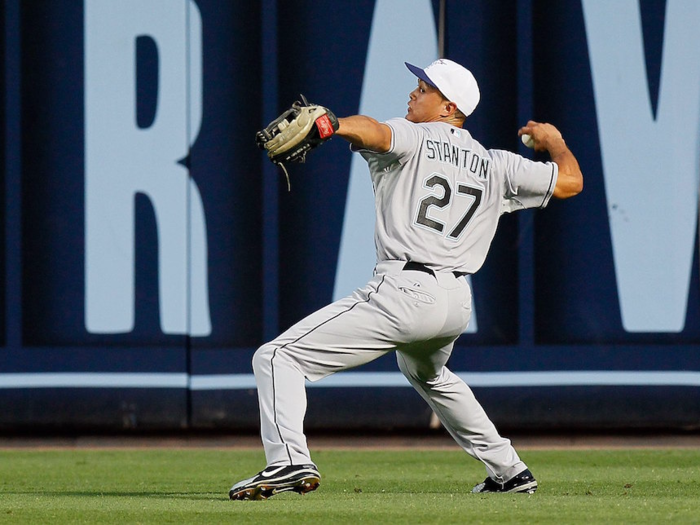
[521,133,535,149]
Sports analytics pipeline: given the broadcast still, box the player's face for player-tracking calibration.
[406,80,448,123]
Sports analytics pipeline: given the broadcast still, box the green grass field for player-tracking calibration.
[1,447,699,523]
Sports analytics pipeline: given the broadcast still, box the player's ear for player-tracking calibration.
[442,101,458,117]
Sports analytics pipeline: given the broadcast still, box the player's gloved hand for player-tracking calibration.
[256,95,339,191]
[257,95,339,165]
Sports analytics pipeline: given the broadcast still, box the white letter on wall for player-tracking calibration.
[332,0,478,331]
[582,0,700,332]
[85,0,211,335]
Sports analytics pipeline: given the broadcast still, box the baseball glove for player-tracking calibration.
[256,95,339,190]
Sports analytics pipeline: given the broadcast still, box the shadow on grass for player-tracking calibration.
[3,491,225,500]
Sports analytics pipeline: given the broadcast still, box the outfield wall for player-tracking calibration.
[2,0,699,432]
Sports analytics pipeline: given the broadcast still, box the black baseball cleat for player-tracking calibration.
[471,468,538,494]
[229,464,321,500]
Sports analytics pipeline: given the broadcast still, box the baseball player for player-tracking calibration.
[230,58,583,500]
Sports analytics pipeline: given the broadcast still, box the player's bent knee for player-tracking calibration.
[252,343,277,376]
[401,368,440,385]
[396,353,437,384]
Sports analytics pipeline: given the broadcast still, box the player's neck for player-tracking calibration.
[420,114,464,128]
[436,114,464,128]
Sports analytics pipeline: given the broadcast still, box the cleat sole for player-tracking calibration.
[506,480,538,494]
[229,475,320,501]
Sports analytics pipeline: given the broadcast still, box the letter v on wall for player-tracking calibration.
[582,0,700,332]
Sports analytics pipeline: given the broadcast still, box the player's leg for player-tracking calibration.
[230,286,394,500]
[396,345,528,483]
[251,274,398,467]
[393,274,533,489]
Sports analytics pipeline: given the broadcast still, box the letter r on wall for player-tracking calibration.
[84,0,211,336]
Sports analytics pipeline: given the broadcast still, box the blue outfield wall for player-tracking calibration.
[1,0,700,432]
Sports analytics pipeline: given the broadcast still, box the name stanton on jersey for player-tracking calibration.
[424,138,490,180]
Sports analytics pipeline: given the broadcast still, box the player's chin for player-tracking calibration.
[405,112,417,123]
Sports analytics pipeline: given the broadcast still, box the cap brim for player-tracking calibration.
[405,62,437,89]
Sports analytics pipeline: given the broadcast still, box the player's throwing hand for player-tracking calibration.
[519,120,583,199]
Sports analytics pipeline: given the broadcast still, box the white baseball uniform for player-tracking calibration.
[252,117,557,483]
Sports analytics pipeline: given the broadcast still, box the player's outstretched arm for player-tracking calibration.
[336,116,393,153]
[519,121,583,199]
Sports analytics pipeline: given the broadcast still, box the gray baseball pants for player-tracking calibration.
[252,260,527,482]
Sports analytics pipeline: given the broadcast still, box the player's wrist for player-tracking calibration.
[545,136,568,157]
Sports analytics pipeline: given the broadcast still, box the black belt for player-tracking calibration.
[403,261,468,279]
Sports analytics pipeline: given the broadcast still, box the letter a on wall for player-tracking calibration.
[332,0,478,332]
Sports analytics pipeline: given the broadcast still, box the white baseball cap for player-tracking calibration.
[405,59,480,117]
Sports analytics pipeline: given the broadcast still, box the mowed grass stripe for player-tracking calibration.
[1,449,699,523]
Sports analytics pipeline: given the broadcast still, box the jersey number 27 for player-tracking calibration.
[415,174,483,240]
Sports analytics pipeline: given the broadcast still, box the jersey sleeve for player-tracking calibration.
[489,149,558,214]
[383,118,421,160]
[351,117,420,170]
